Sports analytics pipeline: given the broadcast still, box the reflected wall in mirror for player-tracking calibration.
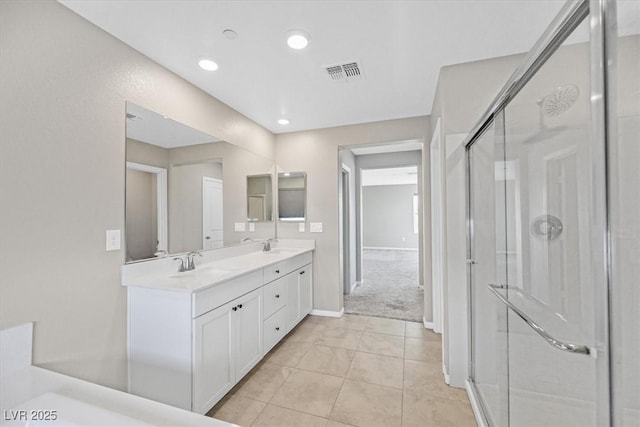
[125,103,276,263]
[278,172,306,222]
[247,175,273,222]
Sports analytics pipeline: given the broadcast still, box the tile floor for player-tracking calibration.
[207,314,477,427]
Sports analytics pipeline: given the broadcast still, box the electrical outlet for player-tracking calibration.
[310,222,323,233]
[249,223,255,232]
[298,223,305,232]
[106,229,121,251]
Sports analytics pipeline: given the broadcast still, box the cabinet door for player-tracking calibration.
[285,272,299,332]
[192,302,234,414]
[234,288,263,379]
[299,265,313,318]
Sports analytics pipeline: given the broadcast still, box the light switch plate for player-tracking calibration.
[106,229,121,251]
[310,222,323,233]
[249,223,255,232]
[298,223,305,232]
[234,223,246,232]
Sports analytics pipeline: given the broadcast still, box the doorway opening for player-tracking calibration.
[339,142,424,322]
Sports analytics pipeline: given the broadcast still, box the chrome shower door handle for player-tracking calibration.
[487,283,591,355]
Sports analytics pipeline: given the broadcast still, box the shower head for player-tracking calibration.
[539,84,580,117]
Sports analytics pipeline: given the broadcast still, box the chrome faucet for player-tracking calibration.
[173,257,187,272]
[262,238,275,252]
[187,251,203,270]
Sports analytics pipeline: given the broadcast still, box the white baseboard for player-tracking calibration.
[443,364,450,385]
[466,379,488,427]
[350,281,359,293]
[310,307,344,318]
[422,316,434,330]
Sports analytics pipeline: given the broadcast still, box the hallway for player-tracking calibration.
[344,249,423,322]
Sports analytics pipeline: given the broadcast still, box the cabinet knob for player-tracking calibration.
[275,327,280,331]
[275,294,280,298]
[238,304,243,309]
[232,306,238,311]
[275,269,280,274]
[300,270,305,275]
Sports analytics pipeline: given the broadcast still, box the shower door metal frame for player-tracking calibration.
[464,0,617,425]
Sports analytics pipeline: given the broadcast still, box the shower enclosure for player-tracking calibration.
[465,1,638,426]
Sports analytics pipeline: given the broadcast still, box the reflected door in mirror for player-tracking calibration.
[203,178,223,249]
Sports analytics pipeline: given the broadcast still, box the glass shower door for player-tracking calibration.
[468,116,509,427]
[469,11,611,427]
[501,16,606,426]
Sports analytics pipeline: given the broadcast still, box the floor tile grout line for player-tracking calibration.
[253,400,332,425]
[326,376,347,423]
[265,397,333,421]
[324,325,364,424]
[343,376,405,391]
[246,395,267,427]
[401,345,406,427]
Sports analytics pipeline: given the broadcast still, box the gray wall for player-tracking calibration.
[276,118,430,313]
[125,169,158,261]
[362,184,418,249]
[0,0,274,391]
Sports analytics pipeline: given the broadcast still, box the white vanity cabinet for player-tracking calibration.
[128,270,264,414]
[192,287,262,414]
[127,248,313,416]
[263,253,313,353]
[285,264,313,332]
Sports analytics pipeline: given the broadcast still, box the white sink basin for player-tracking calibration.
[262,248,297,255]
[6,392,153,426]
[169,267,231,279]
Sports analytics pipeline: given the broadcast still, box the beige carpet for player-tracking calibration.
[344,249,423,322]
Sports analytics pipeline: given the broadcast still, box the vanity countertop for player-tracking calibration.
[121,241,314,293]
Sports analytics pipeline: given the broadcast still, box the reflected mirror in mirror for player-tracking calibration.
[278,172,306,222]
[247,175,273,222]
[125,102,275,263]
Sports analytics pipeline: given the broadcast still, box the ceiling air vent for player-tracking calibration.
[324,61,363,82]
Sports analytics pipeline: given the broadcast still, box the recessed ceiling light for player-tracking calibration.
[198,59,219,71]
[278,118,290,125]
[286,30,309,50]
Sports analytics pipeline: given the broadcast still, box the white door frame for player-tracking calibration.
[340,163,354,294]
[430,119,444,334]
[126,161,168,253]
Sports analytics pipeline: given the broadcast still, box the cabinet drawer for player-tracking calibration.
[193,270,263,318]
[263,261,287,284]
[263,307,287,354]
[287,252,312,272]
[263,276,286,319]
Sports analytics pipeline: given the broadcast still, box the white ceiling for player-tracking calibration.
[362,166,418,187]
[60,1,640,134]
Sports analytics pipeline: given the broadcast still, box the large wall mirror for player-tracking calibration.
[277,172,306,222]
[125,102,275,263]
